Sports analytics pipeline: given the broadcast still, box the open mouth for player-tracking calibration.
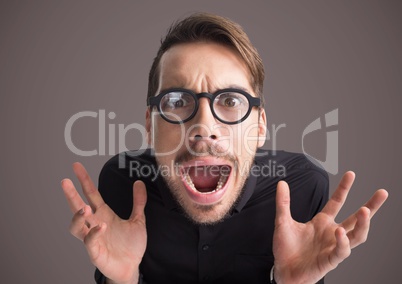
[180,161,232,204]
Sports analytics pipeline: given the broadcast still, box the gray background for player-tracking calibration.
[1,1,401,283]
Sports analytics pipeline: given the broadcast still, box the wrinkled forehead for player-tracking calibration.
[157,42,254,95]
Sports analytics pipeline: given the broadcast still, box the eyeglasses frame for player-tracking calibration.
[147,88,261,125]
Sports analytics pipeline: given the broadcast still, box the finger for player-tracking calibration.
[341,189,388,231]
[275,181,292,225]
[61,178,86,213]
[69,205,92,240]
[329,227,351,267]
[73,162,105,211]
[83,223,107,262]
[362,189,388,218]
[347,207,370,248]
[130,180,147,222]
[322,171,355,218]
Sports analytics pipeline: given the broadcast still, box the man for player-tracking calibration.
[61,13,388,284]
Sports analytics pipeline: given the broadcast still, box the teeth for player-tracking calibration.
[182,169,230,194]
[185,174,195,187]
[216,172,229,190]
[182,172,197,191]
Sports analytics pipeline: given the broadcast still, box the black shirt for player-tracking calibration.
[95,148,329,284]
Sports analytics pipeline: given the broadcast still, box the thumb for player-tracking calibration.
[130,180,147,221]
[275,180,292,225]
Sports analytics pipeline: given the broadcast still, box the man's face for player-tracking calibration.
[146,42,266,224]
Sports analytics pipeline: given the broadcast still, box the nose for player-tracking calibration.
[187,98,220,142]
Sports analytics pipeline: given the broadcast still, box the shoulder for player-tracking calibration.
[255,149,329,220]
[254,149,329,184]
[100,148,158,183]
[98,148,160,219]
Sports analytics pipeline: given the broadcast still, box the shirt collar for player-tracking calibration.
[232,171,257,213]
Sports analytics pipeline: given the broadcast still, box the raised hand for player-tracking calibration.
[61,162,147,284]
[273,171,388,284]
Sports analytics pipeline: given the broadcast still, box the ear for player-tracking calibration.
[145,107,152,146]
[257,108,267,148]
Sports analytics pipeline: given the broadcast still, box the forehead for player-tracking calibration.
[158,42,253,94]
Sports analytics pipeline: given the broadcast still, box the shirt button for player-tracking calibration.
[202,244,210,251]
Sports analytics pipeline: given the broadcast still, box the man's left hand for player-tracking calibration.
[272,171,388,284]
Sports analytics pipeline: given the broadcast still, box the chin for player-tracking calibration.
[183,201,232,225]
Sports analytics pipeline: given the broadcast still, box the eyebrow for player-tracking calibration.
[225,84,251,93]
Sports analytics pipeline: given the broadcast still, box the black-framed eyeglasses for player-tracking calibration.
[147,88,261,125]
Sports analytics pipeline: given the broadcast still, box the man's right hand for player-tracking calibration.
[61,162,147,284]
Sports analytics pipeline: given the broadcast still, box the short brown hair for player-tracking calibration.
[147,13,265,106]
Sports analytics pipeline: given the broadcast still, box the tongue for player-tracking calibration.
[188,166,221,192]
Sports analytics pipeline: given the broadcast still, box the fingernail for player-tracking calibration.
[79,208,85,215]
